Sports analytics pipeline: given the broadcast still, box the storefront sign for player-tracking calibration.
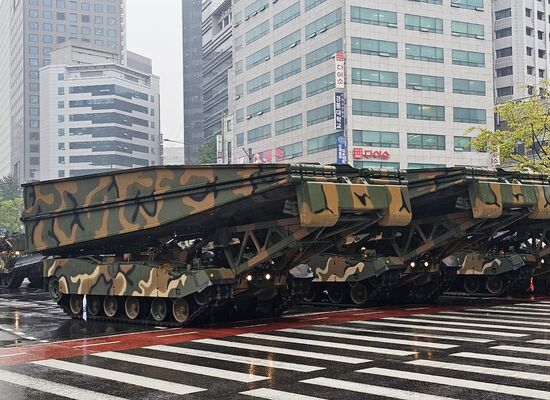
[334,92,345,130]
[335,51,345,89]
[353,147,391,160]
[216,134,223,164]
[336,134,347,164]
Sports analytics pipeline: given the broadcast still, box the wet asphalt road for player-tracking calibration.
[1,283,550,399]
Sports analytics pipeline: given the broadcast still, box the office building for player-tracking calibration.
[227,0,493,169]
[39,42,160,180]
[0,0,125,182]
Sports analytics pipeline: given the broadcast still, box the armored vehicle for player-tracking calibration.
[20,163,410,325]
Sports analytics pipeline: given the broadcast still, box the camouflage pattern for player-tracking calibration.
[454,251,526,276]
[310,254,404,283]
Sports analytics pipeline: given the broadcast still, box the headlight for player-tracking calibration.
[246,275,253,282]
[410,261,416,268]
[265,273,271,280]
[424,261,429,267]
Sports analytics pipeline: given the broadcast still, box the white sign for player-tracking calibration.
[491,147,500,167]
[216,134,223,163]
[335,51,345,89]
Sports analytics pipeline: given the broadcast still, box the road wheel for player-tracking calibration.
[463,276,480,293]
[103,296,118,318]
[193,291,208,306]
[69,295,83,315]
[150,298,167,322]
[124,297,140,320]
[302,285,318,303]
[485,276,504,295]
[172,298,190,324]
[48,278,62,302]
[87,296,101,316]
[350,283,368,305]
[327,284,344,304]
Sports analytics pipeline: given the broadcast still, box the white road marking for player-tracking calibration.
[416,313,550,327]
[155,331,198,338]
[34,359,205,395]
[409,359,550,383]
[0,369,128,400]
[491,345,550,356]
[279,328,456,349]
[466,308,547,317]
[358,367,550,399]
[353,311,382,316]
[195,338,370,364]
[94,351,266,383]
[352,320,526,337]
[452,352,550,368]
[73,341,121,349]
[0,352,26,358]
[302,377,460,400]
[529,339,550,345]
[384,316,550,333]
[239,332,416,357]
[439,311,549,322]
[146,344,324,372]
[236,324,268,329]
[241,388,327,400]
[318,324,493,343]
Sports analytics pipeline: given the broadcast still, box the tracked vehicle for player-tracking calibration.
[20,163,411,325]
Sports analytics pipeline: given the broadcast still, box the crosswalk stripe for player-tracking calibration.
[145,345,323,372]
[316,324,493,343]
[0,369,127,400]
[415,313,550,327]
[409,359,550,383]
[279,328,457,349]
[441,311,549,322]
[94,351,266,383]
[352,321,526,337]
[452,352,550,368]
[493,305,550,312]
[358,367,550,399]
[515,303,550,309]
[194,338,370,364]
[239,333,417,357]
[33,359,205,395]
[529,339,550,345]
[240,388,327,400]
[384,316,550,333]
[302,377,459,400]
[491,345,550,356]
[467,308,546,317]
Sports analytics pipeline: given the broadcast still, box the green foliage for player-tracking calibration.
[0,175,22,200]
[468,82,550,174]
[196,136,217,164]
[0,198,24,233]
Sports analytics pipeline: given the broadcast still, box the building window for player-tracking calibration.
[56,0,65,8]
[408,163,445,169]
[30,95,39,104]
[58,156,65,164]
[496,66,513,77]
[275,114,302,135]
[58,101,65,108]
[540,69,545,78]
[275,86,302,109]
[306,39,342,69]
[454,137,472,151]
[235,60,243,75]
[235,84,243,98]
[307,103,334,126]
[246,46,270,70]
[306,73,335,97]
[57,24,66,32]
[495,8,511,19]
[58,143,65,150]
[352,99,399,118]
[526,27,533,36]
[236,109,244,123]
[235,36,242,50]
[58,115,65,123]
[29,82,39,91]
[95,28,104,36]
[527,47,533,56]
[452,49,485,67]
[406,104,445,121]
[30,107,39,116]
[94,3,103,12]
[274,30,300,57]
[539,49,546,58]
[236,133,244,147]
[353,130,399,148]
[275,142,303,161]
[307,132,339,154]
[58,171,65,178]
[30,120,39,128]
[406,74,444,92]
[248,72,271,95]
[43,34,53,43]
[58,87,65,95]
[350,6,396,27]
[452,0,483,10]
[305,0,327,12]
[453,78,486,95]
[274,58,301,82]
[58,128,65,136]
[352,68,398,88]
[453,107,486,123]
[273,2,300,30]
[405,14,442,33]
[30,71,39,79]
[29,9,39,17]
[354,161,400,169]
[496,47,512,58]
[29,34,39,42]
[29,46,39,55]
[407,133,445,150]
[405,43,443,63]
[247,98,271,117]
[245,0,269,18]
[526,8,532,17]
[29,132,40,141]
[495,27,512,38]
[497,86,513,97]
[94,15,103,24]
[82,26,91,35]
[537,11,544,20]
[246,20,270,45]
[352,37,398,57]
[305,8,342,40]
[247,124,271,143]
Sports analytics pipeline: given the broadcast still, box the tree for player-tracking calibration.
[468,82,550,174]
[0,175,22,201]
[0,198,24,233]
[196,136,217,164]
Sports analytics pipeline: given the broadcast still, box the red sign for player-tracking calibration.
[353,148,390,160]
[335,51,345,89]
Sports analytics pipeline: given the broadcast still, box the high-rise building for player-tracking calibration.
[39,42,160,180]
[228,0,493,169]
[0,0,125,182]
[182,0,203,164]
[493,1,549,102]
[0,1,12,178]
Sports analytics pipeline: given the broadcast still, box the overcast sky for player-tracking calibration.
[126,1,183,144]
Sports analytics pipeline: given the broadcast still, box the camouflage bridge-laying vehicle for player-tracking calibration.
[306,167,550,305]
[20,163,411,325]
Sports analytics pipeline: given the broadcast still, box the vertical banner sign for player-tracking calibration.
[216,134,223,164]
[491,146,500,167]
[334,92,345,130]
[335,51,345,89]
[336,133,347,164]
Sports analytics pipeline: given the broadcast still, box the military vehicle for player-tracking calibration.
[306,167,550,305]
[19,163,410,325]
[0,234,45,289]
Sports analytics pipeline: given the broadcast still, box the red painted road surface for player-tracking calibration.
[0,296,547,367]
